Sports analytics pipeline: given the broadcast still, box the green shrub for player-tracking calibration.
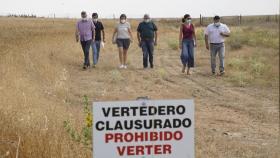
[63,95,92,148]
[167,40,179,50]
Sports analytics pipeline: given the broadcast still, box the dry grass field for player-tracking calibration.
[0,17,279,158]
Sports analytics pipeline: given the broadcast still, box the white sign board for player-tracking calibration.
[93,99,194,158]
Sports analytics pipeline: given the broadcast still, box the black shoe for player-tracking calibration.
[83,65,87,70]
[212,71,216,75]
[150,63,154,69]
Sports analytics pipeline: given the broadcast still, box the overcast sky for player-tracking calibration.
[0,0,279,18]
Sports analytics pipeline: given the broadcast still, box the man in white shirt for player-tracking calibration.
[204,16,230,75]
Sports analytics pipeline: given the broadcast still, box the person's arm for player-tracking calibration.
[153,23,158,46]
[128,28,133,43]
[204,27,209,50]
[221,33,230,37]
[101,23,105,42]
[204,35,209,50]
[137,32,141,47]
[154,31,158,46]
[112,28,117,44]
[92,31,96,41]
[179,24,183,49]
[192,24,197,47]
[137,24,141,46]
[127,23,133,42]
[75,23,79,42]
[220,25,230,37]
[102,30,105,42]
[92,22,96,41]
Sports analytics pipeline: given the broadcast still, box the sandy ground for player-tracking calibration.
[67,28,279,158]
[0,18,279,158]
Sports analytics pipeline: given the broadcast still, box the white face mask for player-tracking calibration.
[82,17,87,21]
[144,19,150,23]
[93,18,98,22]
[186,19,192,24]
[214,22,221,27]
[120,19,126,23]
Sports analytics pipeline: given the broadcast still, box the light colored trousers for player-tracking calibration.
[210,43,225,73]
[91,41,101,65]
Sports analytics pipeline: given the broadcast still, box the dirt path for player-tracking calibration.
[1,18,278,158]
[65,36,279,157]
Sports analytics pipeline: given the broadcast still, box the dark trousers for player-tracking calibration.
[80,40,92,66]
[141,40,154,68]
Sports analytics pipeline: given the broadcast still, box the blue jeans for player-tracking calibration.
[181,39,194,68]
[91,40,101,65]
[81,40,92,66]
[141,40,154,68]
[210,43,225,72]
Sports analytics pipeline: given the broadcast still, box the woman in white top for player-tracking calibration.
[112,14,133,69]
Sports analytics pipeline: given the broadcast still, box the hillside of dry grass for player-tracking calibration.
[0,17,279,158]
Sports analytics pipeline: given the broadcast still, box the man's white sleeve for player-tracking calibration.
[224,24,230,33]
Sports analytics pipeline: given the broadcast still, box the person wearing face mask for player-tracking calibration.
[91,13,105,68]
[112,14,133,69]
[179,14,197,75]
[204,15,230,75]
[137,14,158,69]
[75,11,96,69]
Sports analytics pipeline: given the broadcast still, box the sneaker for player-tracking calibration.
[119,65,124,69]
[123,65,127,69]
[92,64,96,68]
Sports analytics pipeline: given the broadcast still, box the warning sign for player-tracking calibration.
[93,99,194,158]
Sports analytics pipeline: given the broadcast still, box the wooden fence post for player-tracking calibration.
[239,14,242,25]
[200,14,202,26]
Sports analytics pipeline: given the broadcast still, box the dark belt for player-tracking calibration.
[210,42,224,45]
[141,38,154,41]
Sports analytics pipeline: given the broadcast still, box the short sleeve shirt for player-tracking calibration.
[116,22,131,39]
[93,21,104,41]
[204,23,230,43]
[137,22,158,40]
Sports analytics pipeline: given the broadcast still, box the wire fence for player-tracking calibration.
[1,13,279,27]
[198,14,279,26]
[155,14,280,27]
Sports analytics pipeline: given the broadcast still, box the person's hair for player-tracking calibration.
[81,11,86,15]
[92,13,98,18]
[182,14,190,23]
[214,15,220,20]
[120,14,127,19]
[144,14,150,19]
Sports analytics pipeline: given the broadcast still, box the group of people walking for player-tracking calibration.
[75,11,230,75]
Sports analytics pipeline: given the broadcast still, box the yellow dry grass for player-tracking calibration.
[0,17,279,158]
